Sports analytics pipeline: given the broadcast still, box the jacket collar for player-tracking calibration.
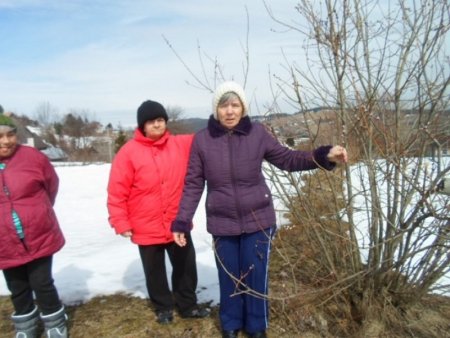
[134,128,170,146]
[208,115,252,138]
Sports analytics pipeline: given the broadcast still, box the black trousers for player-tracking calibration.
[2,255,62,315]
[138,233,198,314]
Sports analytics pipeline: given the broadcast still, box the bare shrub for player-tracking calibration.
[264,0,450,335]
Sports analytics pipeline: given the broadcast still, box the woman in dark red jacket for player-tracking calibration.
[107,100,209,325]
[172,82,348,338]
[0,114,67,337]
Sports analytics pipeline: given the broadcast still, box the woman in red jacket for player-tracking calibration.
[0,114,68,337]
[107,100,209,324]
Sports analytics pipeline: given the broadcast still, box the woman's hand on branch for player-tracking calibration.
[327,145,348,164]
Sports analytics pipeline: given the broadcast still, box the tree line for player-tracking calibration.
[0,102,196,162]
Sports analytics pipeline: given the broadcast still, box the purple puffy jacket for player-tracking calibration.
[172,116,335,236]
[0,145,65,269]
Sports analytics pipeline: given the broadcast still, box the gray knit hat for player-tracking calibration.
[212,81,249,119]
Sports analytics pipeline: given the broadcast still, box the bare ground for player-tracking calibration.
[1,291,449,337]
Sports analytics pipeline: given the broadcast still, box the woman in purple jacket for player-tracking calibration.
[0,114,68,338]
[171,81,348,338]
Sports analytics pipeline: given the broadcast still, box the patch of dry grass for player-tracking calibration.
[1,293,299,338]
[1,294,221,338]
[2,274,449,337]
[2,283,449,337]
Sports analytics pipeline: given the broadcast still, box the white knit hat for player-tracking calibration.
[212,81,249,119]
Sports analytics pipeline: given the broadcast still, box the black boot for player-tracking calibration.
[222,330,239,338]
[11,306,39,338]
[248,331,267,338]
[180,306,211,319]
[156,310,173,324]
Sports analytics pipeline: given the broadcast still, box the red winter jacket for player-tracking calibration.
[0,145,65,270]
[107,129,193,245]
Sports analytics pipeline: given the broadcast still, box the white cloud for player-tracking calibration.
[0,0,304,126]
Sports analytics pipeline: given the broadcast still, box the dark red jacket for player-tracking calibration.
[0,145,65,269]
[172,116,335,236]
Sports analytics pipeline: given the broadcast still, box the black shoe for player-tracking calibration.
[222,330,239,338]
[180,306,211,319]
[248,331,267,338]
[156,310,173,324]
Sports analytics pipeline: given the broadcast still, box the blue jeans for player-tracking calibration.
[213,226,275,334]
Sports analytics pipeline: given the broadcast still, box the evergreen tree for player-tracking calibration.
[114,129,128,153]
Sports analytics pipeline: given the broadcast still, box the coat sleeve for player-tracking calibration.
[261,125,335,171]
[171,134,205,233]
[177,134,194,153]
[107,146,134,235]
[42,154,59,206]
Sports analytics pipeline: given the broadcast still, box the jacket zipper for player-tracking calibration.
[0,166,28,251]
[227,131,244,232]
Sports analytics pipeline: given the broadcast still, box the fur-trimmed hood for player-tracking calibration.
[207,115,252,138]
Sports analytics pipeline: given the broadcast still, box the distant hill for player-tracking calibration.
[178,118,208,132]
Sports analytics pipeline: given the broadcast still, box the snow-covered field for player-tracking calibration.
[1,158,448,304]
[0,163,219,305]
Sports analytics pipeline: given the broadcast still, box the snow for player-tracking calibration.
[0,163,220,306]
[1,160,448,305]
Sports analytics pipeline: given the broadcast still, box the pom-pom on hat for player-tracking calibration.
[212,81,248,119]
[0,114,17,131]
[137,100,169,131]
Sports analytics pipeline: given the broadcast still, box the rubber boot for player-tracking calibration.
[40,307,68,338]
[11,306,39,338]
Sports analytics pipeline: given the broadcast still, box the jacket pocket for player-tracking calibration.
[249,185,272,211]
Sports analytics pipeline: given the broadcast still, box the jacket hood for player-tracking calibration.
[207,115,252,138]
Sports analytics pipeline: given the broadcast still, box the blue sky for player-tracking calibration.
[0,0,301,127]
